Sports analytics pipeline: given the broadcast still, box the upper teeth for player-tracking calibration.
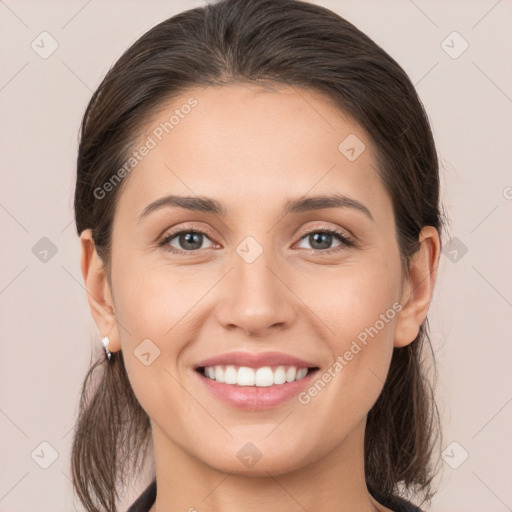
[202,365,309,387]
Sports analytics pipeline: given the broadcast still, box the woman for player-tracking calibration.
[71,0,445,511]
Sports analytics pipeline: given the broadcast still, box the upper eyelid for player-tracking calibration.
[161,223,216,239]
[295,224,353,241]
[160,223,351,239]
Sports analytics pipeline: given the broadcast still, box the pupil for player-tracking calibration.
[310,232,331,250]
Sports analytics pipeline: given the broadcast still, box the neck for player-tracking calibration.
[149,419,390,512]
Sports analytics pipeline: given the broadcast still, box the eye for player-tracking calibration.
[295,227,355,253]
[158,225,217,254]
[158,225,355,255]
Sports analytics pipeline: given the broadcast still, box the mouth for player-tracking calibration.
[194,364,320,409]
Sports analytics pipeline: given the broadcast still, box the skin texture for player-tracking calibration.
[80,84,440,512]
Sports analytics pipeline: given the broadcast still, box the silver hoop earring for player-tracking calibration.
[101,336,112,361]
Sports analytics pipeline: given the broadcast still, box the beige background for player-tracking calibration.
[1,1,511,511]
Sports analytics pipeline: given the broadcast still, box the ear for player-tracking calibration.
[80,229,121,353]
[394,226,441,348]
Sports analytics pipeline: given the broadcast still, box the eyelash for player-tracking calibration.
[157,224,355,256]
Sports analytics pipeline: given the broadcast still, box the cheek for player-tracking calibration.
[110,259,213,402]
[330,285,399,359]
[298,261,400,411]
[293,298,397,454]
[312,257,400,348]
[111,267,195,428]
[112,257,208,344]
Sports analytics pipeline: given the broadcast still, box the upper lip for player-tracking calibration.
[194,351,319,369]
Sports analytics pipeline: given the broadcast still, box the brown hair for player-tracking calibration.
[71,0,445,510]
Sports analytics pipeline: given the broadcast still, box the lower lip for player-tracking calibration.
[194,369,318,410]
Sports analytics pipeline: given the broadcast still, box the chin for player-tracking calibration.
[198,443,316,478]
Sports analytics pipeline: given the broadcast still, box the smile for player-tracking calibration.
[195,365,320,409]
[198,364,315,387]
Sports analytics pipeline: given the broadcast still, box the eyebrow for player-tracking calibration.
[138,193,374,222]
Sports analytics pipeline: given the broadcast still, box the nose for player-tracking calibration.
[214,246,296,338]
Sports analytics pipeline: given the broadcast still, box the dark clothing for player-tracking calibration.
[127,480,156,512]
[369,487,424,512]
[127,479,424,512]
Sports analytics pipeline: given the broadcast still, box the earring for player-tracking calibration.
[101,336,112,361]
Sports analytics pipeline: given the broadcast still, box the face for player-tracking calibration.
[85,83,427,477]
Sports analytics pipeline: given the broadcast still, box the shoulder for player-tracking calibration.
[127,479,157,512]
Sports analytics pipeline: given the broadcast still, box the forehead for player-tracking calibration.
[115,83,390,223]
